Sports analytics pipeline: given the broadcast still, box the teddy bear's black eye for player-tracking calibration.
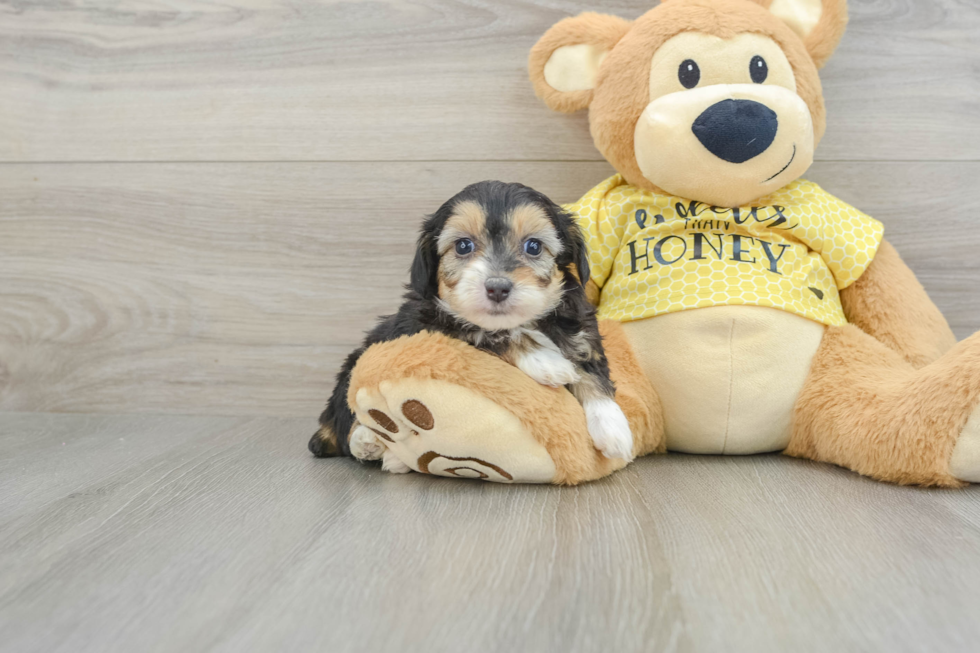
[523,239,543,256]
[455,238,474,255]
[678,59,700,88]
[750,55,768,84]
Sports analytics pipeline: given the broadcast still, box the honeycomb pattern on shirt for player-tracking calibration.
[564,175,884,326]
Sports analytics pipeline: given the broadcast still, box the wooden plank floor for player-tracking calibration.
[2,412,980,653]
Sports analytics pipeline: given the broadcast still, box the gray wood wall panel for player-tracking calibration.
[2,412,980,653]
[1,161,978,416]
[1,0,978,163]
[2,2,979,649]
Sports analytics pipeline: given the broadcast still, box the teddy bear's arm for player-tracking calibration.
[839,239,957,368]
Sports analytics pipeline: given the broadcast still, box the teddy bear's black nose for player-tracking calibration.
[692,99,778,164]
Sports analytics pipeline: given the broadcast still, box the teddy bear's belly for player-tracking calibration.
[619,305,826,454]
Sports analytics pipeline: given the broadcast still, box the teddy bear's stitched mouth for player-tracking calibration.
[762,144,796,183]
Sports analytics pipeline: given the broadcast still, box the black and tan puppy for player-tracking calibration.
[310,181,633,472]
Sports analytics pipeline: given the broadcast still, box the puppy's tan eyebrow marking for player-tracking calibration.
[509,203,551,238]
[438,200,487,253]
[509,203,562,254]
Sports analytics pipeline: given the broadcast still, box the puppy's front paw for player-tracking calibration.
[584,397,634,462]
[516,347,580,387]
[382,448,412,474]
[349,424,385,461]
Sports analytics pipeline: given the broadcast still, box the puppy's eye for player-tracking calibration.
[455,238,474,256]
[523,239,543,256]
[678,59,700,89]
[750,55,768,84]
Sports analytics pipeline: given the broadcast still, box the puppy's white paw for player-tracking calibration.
[349,424,384,461]
[382,449,412,474]
[584,397,634,462]
[516,347,580,387]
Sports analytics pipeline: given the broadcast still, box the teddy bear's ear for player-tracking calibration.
[766,0,848,68]
[529,13,632,113]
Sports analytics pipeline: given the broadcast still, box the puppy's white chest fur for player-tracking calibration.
[513,329,581,387]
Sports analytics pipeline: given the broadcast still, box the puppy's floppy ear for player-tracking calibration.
[409,217,441,300]
[551,205,590,287]
[568,218,591,286]
[529,12,632,114]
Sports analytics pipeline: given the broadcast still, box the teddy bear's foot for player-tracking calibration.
[949,406,980,483]
[350,377,558,483]
[344,328,660,484]
[788,326,980,487]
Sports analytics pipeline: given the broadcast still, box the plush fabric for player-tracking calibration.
[838,240,957,368]
[341,0,979,486]
[950,412,980,483]
[528,13,633,114]
[567,174,883,325]
[621,306,825,454]
[347,322,664,485]
[530,0,830,194]
[786,325,980,487]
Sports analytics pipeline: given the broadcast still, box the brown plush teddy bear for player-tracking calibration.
[334,0,980,486]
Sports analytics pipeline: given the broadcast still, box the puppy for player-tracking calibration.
[309,181,634,471]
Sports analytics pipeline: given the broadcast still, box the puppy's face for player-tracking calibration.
[435,200,566,331]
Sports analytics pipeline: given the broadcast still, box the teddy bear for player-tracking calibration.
[334,0,980,486]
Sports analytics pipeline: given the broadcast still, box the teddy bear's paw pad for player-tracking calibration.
[585,397,635,462]
[949,404,980,483]
[354,377,557,483]
[348,424,385,461]
[353,387,409,444]
[400,399,434,431]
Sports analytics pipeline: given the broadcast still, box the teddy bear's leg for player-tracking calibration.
[786,324,980,486]
[344,322,664,484]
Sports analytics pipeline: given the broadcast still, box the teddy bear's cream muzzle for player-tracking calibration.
[634,83,814,207]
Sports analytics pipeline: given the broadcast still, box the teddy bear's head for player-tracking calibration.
[530,0,848,207]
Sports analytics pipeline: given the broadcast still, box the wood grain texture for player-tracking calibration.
[2,2,979,650]
[1,0,978,163]
[2,412,980,653]
[1,161,978,416]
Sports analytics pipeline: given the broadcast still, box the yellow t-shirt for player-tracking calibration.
[565,175,884,326]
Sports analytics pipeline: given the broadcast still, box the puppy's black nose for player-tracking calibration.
[485,278,513,303]
[692,99,778,164]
